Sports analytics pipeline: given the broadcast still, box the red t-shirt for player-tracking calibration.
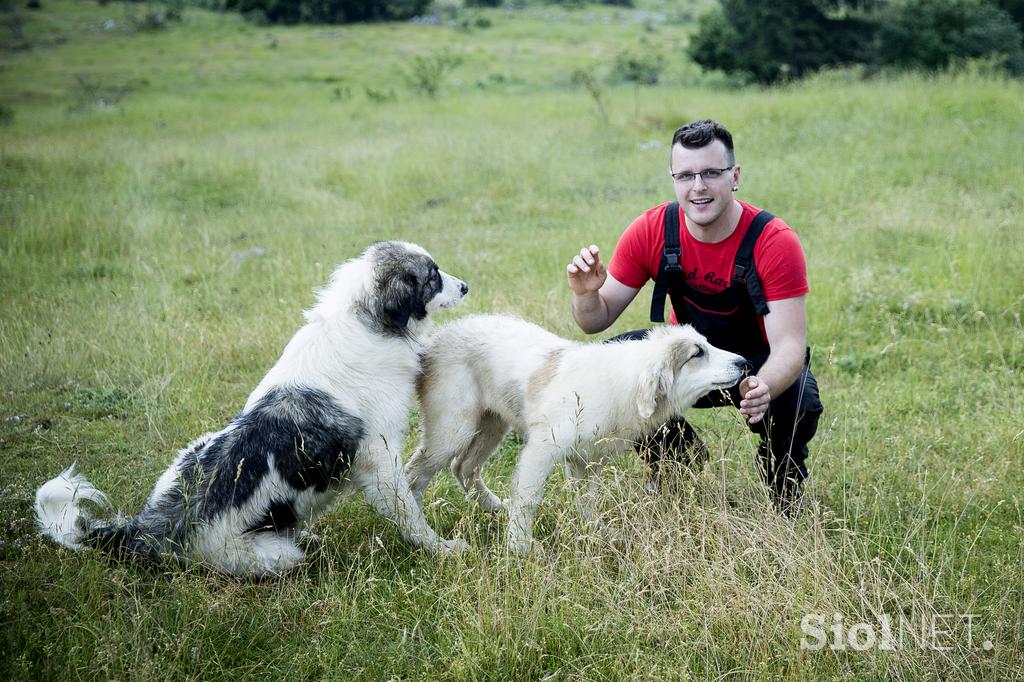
[608,201,808,325]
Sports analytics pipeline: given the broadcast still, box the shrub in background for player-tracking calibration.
[688,0,872,84]
[994,0,1024,29]
[547,0,634,6]
[612,48,663,85]
[131,0,184,29]
[404,49,462,97]
[873,0,1024,74]
[686,9,740,77]
[689,0,1024,83]
[223,0,431,24]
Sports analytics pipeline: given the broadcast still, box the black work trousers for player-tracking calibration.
[610,329,824,512]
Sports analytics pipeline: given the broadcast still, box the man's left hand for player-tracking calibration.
[739,376,770,424]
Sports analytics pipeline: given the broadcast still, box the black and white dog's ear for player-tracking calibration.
[381,273,428,332]
[636,338,695,420]
[382,277,415,331]
[384,298,413,330]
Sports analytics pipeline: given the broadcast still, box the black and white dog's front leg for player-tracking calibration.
[352,440,468,554]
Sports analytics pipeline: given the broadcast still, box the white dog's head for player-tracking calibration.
[636,325,747,420]
[309,241,467,334]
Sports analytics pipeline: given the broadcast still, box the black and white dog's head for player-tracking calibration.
[308,241,467,334]
[362,241,468,334]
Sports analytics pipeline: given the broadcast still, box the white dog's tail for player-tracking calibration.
[35,463,113,550]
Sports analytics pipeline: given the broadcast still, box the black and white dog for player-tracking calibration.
[35,241,469,577]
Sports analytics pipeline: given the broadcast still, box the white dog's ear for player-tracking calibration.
[636,338,696,420]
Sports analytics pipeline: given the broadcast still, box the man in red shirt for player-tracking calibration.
[566,119,823,513]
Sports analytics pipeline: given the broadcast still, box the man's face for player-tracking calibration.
[670,140,740,229]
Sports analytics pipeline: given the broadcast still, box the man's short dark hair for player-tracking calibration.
[671,119,735,165]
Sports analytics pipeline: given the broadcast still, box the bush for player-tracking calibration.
[687,9,740,77]
[689,0,1024,82]
[873,0,1024,75]
[612,49,663,85]
[994,0,1024,29]
[404,49,462,97]
[547,0,634,6]
[688,0,872,84]
[224,0,431,24]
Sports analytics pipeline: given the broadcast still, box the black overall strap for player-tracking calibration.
[649,202,682,323]
[733,209,775,316]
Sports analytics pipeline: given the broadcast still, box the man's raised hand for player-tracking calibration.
[566,245,607,296]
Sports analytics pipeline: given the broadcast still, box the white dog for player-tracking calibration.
[406,315,746,553]
[35,241,468,577]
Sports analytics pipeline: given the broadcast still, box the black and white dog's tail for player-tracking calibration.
[34,463,157,560]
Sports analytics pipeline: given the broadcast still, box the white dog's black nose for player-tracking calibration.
[459,281,469,296]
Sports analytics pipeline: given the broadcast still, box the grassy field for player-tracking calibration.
[2,0,1023,678]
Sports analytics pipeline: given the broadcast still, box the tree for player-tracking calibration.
[993,0,1024,30]
[873,0,1024,74]
[224,0,431,24]
[688,0,875,84]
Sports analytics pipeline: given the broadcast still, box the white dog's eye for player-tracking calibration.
[692,347,705,360]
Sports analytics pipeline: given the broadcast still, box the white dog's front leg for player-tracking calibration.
[566,458,615,539]
[355,445,467,555]
[566,457,599,525]
[507,442,560,554]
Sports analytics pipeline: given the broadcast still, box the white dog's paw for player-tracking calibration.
[489,497,511,510]
[438,537,470,554]
[507,537,543,556]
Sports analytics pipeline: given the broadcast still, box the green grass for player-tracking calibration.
[1,1,1022,679]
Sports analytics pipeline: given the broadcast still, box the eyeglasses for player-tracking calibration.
[669,166,734,184]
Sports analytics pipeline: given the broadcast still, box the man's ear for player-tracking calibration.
[635,338,696,420]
